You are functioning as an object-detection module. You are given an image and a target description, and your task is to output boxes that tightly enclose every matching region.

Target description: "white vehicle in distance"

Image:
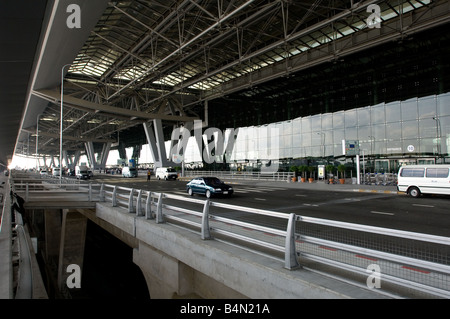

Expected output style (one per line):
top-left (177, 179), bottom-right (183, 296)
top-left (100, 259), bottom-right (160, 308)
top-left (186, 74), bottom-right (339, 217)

top-left (122, 166), bottom-right (138, 178)
top-left (155, 167), bottom-right (178, 180)
top-left (75, 165), bottom-right (90, 180)
top-left (52, 167), bottom-right (61, 177)
top-left (397, 164), bottom-right (450, 198)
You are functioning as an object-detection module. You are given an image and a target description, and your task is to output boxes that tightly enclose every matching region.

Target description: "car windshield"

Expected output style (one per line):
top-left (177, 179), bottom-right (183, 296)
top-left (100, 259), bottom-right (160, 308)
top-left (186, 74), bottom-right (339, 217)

top-left (203, 177), bottom-right (223, 186)
top-left (167, 168), bottom-right (176, 172)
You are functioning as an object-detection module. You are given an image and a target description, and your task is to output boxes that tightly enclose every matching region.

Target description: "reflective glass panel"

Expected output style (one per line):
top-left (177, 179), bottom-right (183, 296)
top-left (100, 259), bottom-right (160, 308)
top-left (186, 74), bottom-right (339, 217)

top-left (437, 93), bottom-right (450, 116)
top-left (344, 109), bottom-right (357, 127)
top-left (386, 122), bottom-right (401, 140)
top-left (402, 120), bottom-right (418, 139)
top-left (333, 111), bottom-right (344, 128)
top-left (401, 98), bottom-right (418, 121)
top-left (385, 101), bottom-right (401, 123)
top-left (371, 103), bottom-right (385, 124)
top-left (418, 96), bottom-right (437, 119)
top-left (345, 126), bottom-right (357, 140)
top-left (302, 117), bottom-right (311, 133)
top-left (372, 124), bottom-right (385, 141)
top-left (357, 107), bottom-right (370, 126)
top-left (311, 114), bottom-right (322, 132)
top-left (322, 113), bottom-right (332, 128)
top-left (419, 118), bottom-right (438, 138)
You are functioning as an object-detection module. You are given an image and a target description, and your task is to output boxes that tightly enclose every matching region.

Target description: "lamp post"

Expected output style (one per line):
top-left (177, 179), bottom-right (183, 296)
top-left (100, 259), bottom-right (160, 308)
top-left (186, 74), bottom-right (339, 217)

top-left (60, 64), bottom-right (71, 183)
top-left (433, 116), bottom-right (441, 162)
top-left (36, 113), bottom-right (42, 172)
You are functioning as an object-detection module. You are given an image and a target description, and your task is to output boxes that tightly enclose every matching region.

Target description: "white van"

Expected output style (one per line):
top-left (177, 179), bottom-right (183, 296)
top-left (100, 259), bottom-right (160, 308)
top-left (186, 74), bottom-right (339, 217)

top-left (155, 167), bottom-right (178, 180)
top-left (52, 167), bottom-right (61, 177)
top-left (122, 166), bottom-right (138, 178)
top-left (397, 164), bottom-right (450, 197)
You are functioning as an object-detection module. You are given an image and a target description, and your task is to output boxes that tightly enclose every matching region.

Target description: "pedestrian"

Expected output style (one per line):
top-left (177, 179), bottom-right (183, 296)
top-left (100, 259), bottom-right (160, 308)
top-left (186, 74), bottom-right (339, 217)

top-left (147, 169), bottom-right (151, 181)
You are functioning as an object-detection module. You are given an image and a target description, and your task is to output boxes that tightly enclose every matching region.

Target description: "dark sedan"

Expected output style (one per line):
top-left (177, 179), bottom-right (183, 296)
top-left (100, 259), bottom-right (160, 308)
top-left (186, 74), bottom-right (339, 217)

top-left (186, 177), bottom-right (234, 198)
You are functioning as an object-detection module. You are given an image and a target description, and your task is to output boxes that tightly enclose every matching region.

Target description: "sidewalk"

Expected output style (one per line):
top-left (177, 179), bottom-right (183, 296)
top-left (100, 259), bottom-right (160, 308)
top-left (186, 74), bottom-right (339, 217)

top-left (178, 176), bottom-right (400, 195)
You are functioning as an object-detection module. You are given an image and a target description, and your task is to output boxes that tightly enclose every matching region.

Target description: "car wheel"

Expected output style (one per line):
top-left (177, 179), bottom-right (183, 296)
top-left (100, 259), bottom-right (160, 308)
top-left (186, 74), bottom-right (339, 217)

top-left (409, 187), bottom-right (421, 198)
top-left (205, 190), bottom-right (211, 198)
top-left (188, 188), bottom-right (193, 196)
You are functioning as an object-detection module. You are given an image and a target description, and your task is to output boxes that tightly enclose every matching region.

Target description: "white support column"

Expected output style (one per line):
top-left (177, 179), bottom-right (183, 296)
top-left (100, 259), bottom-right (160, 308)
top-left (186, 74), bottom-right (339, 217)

top-left (99, 142), bottom-right (111, 169)
top-left (143, 121), bottom-right (159, 164)
top-left (84, 141), bottom-right (96, 168)
top-left (143, 120), bottom-right (175, 168)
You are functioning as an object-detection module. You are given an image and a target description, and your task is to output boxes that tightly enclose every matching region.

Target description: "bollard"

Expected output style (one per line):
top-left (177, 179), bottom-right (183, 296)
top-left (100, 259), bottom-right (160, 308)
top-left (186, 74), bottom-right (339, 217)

top-left (201, 200), bottom-right (212, 240)
top-left (128, 188), bottom-right (135, 213)
top-left (284, 213), bottom-right (300, 270)
top-left (156, 193), bottom-right (164, 223)
top-left (112, 186), bottom-right (117, 207)
top-left (145, 191), bottom-right (153, 219)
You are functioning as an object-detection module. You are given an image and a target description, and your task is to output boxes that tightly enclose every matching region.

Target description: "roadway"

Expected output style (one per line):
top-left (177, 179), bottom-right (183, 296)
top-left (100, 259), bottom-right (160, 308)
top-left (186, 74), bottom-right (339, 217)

top-left (88, 173), bottom-right (450, 238)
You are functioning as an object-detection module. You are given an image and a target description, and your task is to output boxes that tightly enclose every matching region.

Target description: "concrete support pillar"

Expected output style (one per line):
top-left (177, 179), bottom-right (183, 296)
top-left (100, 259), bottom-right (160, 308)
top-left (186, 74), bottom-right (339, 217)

top-left (73, 150), bottom-right (81, 167)
top-left (44, 209), bottom-right (61, 262)
top-left (133, 242), bottom-right (196, 298)
top-left (99, 142), bottom-right (111, 170)
top-left (84, 141), bottom-right (96, 169)
top-left (57, 210), bottom-right (87, 292)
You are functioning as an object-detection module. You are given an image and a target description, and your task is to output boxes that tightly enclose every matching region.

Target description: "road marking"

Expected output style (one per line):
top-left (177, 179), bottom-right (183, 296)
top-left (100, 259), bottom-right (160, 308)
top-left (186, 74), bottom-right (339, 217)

top-left (412, 204), bottom-right (435, 208)
top-left (370, 211), bottom-right (394, 216)
top-left (254, 198), bottom-right (266, 201)
top-left (295, 194), bottom-right (307, 197)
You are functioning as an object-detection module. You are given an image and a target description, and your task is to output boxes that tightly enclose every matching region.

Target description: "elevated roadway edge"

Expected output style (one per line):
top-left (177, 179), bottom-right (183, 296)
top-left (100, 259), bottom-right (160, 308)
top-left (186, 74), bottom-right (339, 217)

top-left (95, 201), bottom-right (389, 299)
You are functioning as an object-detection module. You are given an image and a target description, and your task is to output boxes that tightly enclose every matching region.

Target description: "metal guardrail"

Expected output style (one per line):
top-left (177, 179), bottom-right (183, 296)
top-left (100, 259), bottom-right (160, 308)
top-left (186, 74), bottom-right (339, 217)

top-left (184, 170), bottom-right (295, 181)
top-left (11, 175), bottom-right (450, 298)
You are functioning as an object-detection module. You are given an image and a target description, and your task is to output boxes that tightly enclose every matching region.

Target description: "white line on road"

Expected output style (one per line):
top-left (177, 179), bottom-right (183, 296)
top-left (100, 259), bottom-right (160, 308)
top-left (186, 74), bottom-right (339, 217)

top-left (254, 198), bottom-right (267, 201)
top-left (370, 211), bottom-right (394, 216)
top-left (412, 204), bottom-right (435, 208)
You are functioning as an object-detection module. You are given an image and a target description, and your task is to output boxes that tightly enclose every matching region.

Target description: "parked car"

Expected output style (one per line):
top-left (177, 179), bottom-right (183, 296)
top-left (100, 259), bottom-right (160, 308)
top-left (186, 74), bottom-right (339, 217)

top-left (39, 170), bottom-right (47, 176)
top-left (186, 177), bottom-right (233, 198)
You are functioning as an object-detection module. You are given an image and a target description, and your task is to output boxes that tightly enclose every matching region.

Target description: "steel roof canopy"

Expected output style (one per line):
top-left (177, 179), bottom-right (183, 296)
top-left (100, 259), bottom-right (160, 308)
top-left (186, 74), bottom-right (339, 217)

top-left (5, 0), bottom-right (450, 163)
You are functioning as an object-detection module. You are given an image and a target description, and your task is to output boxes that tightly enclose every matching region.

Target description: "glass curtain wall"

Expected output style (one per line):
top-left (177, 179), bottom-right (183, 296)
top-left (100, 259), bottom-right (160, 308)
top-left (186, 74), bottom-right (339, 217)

top-left (226, 92), bottom-right (450, 172)
top-left (128, 92), bottom-right (449, 172)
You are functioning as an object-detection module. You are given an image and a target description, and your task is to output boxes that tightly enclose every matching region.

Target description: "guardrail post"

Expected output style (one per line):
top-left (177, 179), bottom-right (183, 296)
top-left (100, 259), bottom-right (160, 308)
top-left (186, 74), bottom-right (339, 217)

top-left (100, 183), bottom-right (105, 201)
top-left (88, 183), bottom-right (92, 201)
top-left (285, 213), bottom-right (300, 270)
top-left (136, 190), bottom-right (143, 216)
top-left (145, 191), bottom-right (153, 219)
top-left (201, 200), bottom-right (212, 240)
top-left (25, 183), bottom-right (29, 202)
top-left (112, 186), bottom-right (117, 207)
top-left (156, 193), bottom-right (164, 223)
top-left (128, 188), bottom-right (135, 213)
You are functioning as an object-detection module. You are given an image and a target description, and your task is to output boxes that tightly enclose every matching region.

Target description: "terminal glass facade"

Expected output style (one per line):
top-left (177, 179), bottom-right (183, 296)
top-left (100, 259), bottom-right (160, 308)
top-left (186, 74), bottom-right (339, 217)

top-left (107, 92), bottom-right (450, 173)
top-left (224, 92), bottom-right (450, 172)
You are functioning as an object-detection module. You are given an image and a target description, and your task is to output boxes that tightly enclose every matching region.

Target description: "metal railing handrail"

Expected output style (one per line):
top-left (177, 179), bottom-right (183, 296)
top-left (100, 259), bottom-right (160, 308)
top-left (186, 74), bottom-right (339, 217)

top-left (183, 170), bottom-right (295, 181)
